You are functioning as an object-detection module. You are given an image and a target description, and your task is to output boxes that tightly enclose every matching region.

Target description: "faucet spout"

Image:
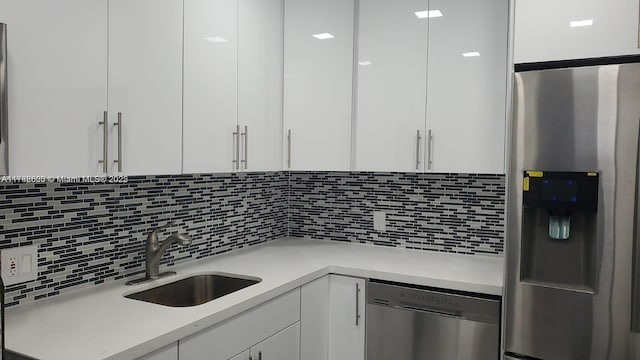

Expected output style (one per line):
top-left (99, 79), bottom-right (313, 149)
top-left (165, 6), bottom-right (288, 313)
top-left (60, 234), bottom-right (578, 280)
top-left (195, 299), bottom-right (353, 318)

top-left (126, 223), bottom-right (193, 285)
top-left (146, 232), bottom-right (192, 279)
top-left (144, 224), bottom-right (192, 279)
top-left (155, 233), bottom-right (192, 256)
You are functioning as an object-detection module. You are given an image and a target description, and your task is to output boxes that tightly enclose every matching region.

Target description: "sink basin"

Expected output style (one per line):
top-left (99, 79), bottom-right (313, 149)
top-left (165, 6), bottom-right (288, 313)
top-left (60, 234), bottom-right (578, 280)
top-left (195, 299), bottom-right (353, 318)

top-left (125, 274), bottom-right (262, 307)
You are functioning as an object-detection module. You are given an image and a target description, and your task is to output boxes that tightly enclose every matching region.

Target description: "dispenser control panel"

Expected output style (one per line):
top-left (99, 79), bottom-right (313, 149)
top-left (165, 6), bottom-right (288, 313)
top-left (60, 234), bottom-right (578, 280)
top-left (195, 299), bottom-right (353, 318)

top-left (523, 171), bottom-right (599, 212)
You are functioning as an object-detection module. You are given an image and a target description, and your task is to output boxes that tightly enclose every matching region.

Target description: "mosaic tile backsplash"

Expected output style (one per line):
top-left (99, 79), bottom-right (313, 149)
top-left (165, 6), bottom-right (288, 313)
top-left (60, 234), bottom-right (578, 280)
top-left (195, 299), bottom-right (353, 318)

top-left (0, 171), bottom-right (505, 307)
top-left (0, 172), bottom-right (288, 307)
top-left (289, 172), bottom-right (505, 255)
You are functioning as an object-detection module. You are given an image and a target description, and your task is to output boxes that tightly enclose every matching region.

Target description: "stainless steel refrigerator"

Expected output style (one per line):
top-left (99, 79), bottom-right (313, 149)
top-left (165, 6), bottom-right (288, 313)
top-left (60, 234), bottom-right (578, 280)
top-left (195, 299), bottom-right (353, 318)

top-left (505, 59), bottom-right (640, 360)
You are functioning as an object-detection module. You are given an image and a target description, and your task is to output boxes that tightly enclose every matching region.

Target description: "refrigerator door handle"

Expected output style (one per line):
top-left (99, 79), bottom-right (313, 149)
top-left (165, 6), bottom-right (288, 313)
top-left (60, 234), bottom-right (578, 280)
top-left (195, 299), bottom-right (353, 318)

top-left (632, 121), bottom-right (640, 333)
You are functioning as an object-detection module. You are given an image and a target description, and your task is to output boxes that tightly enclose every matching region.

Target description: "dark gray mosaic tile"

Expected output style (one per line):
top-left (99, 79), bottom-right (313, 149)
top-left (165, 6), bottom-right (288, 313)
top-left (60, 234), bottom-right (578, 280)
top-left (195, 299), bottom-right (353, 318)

top-left (0, 170), bottom-right (505, 308)
top-left (288, 172), bottom-right (505, 255)
top-left (0, 172), bottom-right (288, 307)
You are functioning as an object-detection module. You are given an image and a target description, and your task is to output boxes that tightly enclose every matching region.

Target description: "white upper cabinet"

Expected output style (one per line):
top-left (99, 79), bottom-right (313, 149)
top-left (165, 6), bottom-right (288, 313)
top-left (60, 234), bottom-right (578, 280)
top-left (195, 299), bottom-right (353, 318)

top-left (183, 0), bottom-right (238, 174)
top-left (184, 0), bottom-right (283, 174)
top-left (238, 0), bottom-right (284, 172)
top-left (1, 0), bottom-right (183, 177)
top-left (0, 0), bottom-right (108, 176)
top-left (283, 0), bottom-right (355, 171)
top-left (355, 0), bottom-right (428, 172)
top-left (108, 0), bottom-right (183, 176)
top-left (353, 0), bottom-right (507, 174)
top-left (515, 0), bottom-right (640, 63)
top-left (426, 0), bottom-right (508, 174)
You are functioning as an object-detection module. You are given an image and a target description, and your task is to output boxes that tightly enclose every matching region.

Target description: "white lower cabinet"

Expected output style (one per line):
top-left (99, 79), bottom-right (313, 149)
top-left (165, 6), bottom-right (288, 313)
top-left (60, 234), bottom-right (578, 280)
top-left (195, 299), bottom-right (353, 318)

top-left (300, 275), bottom-right (366, 360)
top-left (137, 342), bottom-right (178, 360)
top-left (228, 350), bottom-right (251, 360)
top-left (179, 288), bottom-right (300, 360)
top-left (226, 323), bottom-right (300, 360)
top-left (328, 275), bottom-right (366, 360)
top-left (300, 276), bottom-right (330, 360)
top-left (163, 276), bottom-right (365, 360)
top-left (250, 322), bottom-right (300, 360)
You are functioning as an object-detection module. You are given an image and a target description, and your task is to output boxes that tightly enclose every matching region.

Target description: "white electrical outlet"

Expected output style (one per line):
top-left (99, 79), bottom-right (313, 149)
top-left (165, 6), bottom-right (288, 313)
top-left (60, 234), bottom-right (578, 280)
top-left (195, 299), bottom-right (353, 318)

top-left (2, 245), bottom-right (38, 285)
top-left (8, 256), bottom-right (17, 277)
top-left (373, 211), bottom-right (386, 232)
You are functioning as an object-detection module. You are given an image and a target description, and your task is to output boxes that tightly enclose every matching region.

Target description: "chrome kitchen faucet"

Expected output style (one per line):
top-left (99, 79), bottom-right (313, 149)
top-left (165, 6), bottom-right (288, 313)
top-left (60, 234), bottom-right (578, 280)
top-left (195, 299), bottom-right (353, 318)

top-left (126, 221), bottom-right (193, 285)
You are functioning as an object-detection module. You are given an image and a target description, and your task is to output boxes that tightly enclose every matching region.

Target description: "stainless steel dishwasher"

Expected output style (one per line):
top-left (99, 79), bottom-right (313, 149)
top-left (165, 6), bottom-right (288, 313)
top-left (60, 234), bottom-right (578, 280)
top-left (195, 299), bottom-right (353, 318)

top-left (366, 280), bottom-right (501, 360)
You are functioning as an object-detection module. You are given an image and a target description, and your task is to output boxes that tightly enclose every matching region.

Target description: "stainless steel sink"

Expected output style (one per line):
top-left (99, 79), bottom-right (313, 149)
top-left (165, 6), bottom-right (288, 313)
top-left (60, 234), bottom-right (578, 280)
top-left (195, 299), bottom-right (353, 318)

top-left (125, 274), bottom-right (262, 307)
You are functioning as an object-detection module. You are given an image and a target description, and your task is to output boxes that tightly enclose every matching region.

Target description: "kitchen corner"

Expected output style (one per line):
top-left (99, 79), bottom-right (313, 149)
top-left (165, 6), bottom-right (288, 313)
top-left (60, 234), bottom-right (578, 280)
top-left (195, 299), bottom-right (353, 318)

top-left (5, 238), bottom-right (503, 360)
top-left (4, 0), bottom-right (639, 358)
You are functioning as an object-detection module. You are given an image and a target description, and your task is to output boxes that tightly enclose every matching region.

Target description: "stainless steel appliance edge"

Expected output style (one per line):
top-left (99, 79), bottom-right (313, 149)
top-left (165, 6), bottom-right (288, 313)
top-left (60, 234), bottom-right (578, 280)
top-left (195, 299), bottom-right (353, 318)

top-left (505, 61), bottom-right (640, 359)
top-left (0, 23), bottom-right (8, 176)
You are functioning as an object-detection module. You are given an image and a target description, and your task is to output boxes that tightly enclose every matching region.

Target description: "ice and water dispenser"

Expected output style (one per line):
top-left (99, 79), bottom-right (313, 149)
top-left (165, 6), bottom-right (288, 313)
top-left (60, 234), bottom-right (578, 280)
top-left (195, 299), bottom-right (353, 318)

top-left (520, 170), bottom-right (599, 292)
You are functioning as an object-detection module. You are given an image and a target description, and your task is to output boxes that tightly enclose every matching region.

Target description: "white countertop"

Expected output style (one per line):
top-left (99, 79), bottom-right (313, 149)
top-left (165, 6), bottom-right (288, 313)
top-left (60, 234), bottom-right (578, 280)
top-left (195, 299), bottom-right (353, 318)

top-left (6, 238), bottom-right (504, 360)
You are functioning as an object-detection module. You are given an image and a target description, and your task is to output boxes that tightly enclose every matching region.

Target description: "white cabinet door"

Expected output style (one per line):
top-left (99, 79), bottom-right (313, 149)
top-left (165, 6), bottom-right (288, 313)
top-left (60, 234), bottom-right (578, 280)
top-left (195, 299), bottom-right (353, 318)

top-left (300, 276), bottom-right (330, 360)
top-left (238, 0), bottom-right (283, 172)
top-left (108, 0), bottom-right (183, 176)
top-left (137, 342), bottom-right (178, 360)
top-left (283, 0), bottom-right (354, 171)
top-left (426, 0), bottom-right (508, 174)
top-left (355, 0), bottom-right (428, 172)
top-left (515, 0), bottom-right (640, 63)
top-left (328, 275), bottom-right (365, 360)
top-left (228, 350), bottom-right (250, 360)
top-left (0, 0), bottom-right (108, 176)
top-left (179, 289), bottom-right (300, 360)
top-left (183, 0), bottom-right (238, 174)
top-left (251, 322), bottom-right (300, 360)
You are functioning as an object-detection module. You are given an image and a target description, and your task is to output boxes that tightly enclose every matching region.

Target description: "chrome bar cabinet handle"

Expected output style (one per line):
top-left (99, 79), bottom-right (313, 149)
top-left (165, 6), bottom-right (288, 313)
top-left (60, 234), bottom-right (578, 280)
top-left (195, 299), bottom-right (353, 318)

top-left (114, 112), bottom-right (122, 172)
top-left (416, 129), bottom-right (421, 170)
top-left (427, 129), bottom-right (433, 170)
top-left (98, 111), bottom-right (108, 173)
top-left (232, 125), bottom-right (240, 170)
top-left (287, 129), bottom-right (292, 169)
top-left (241, 125), bottom-right (248, 170)
top-left (355, 282), bottom-right (361, 326)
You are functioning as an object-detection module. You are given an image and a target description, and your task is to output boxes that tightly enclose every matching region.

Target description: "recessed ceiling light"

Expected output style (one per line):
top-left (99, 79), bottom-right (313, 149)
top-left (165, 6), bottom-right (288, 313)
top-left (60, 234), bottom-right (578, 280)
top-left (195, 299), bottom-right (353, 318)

top-left (313, 33), bottom-right (335, 40)
top-left (358, 61), bottom-right (372, 66)
top-left (462, 52), bottom-right (481, 57)
top-left (204, 36), bottom-right (228, 43)
top-left (570, 19), bottom-right (593, 27)
top-left (415, 10), bottom-right (443, 19)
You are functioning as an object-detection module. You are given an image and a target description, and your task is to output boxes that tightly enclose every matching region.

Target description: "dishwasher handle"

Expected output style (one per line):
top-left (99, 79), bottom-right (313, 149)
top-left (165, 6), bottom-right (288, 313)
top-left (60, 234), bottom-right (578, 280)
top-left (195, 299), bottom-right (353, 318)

top-left (398, 304), bottom-right (460, 318)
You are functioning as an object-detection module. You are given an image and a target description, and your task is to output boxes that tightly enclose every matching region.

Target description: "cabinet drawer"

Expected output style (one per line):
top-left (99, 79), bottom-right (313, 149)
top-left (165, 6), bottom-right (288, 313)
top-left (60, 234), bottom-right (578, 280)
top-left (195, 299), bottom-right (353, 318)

top-left (179, 288), bottom-right (301, 360)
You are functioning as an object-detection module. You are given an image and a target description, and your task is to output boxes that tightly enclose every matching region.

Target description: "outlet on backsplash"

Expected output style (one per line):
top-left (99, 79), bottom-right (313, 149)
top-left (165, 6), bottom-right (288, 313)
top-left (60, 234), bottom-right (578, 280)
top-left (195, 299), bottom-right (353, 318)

top-left (373, 211), bottom-right (386, 232)
top-left (1, 245), bottom-right (38, 286)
